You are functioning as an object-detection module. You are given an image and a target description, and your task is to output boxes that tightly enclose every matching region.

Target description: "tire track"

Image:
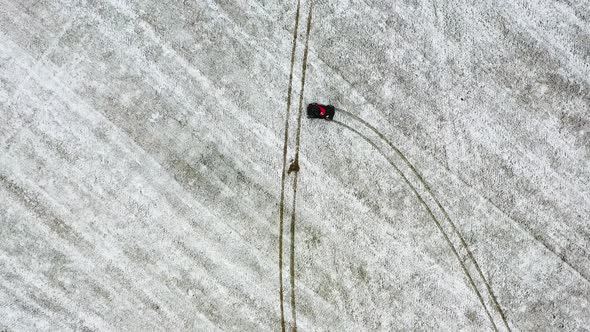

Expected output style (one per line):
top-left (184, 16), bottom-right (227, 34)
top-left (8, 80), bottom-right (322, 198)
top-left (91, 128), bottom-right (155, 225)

top-left (311, 40), bottom-right (590, 288)
top-left (331, 119), bottom-right (500, 332)
top-left (337, 109), bottom-right (512, 331)
top-left (277, 1), bottom-right (302, 331)
top-left (287, 3), bottom-right (314, 331)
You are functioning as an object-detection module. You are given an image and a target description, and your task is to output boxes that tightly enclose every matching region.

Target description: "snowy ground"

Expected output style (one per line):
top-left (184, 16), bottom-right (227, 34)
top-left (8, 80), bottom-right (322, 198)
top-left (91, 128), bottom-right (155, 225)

top-left (1, 0), bottom-right (589, 331)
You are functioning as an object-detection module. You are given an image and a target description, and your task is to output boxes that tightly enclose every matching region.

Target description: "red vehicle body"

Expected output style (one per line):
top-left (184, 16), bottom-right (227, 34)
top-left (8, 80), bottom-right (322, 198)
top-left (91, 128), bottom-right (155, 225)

top-left (307, 103), bottom-right (336, 120)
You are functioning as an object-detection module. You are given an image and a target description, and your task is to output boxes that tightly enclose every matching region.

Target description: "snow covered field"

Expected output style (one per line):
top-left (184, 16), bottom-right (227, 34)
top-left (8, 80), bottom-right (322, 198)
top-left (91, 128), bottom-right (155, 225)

top-left (1, 0), bottom-right (589, 330)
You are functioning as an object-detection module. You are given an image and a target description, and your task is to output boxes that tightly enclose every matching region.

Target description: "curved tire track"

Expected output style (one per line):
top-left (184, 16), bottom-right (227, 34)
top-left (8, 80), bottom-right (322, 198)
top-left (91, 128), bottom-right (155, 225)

top-left (331, 119), bottom-right (502, 332)
top-left (337, 109), bottom-right (511, 331)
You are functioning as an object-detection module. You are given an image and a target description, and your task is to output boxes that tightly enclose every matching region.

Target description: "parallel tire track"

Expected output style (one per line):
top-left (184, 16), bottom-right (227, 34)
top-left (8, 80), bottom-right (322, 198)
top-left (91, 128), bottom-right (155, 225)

top-left (337, 109), bottom-right (511, 331)
top-left (287, 3), bottom-right (314, 331)
top-left (331, 119), bottom-right (500, 332)
top-left (277, 1), bottom-right (301, 331)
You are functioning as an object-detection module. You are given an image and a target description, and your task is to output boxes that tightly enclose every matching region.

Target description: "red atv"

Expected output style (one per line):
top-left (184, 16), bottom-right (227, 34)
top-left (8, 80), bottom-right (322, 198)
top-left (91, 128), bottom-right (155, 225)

top-left (307, 103), bottom-right (335, 120)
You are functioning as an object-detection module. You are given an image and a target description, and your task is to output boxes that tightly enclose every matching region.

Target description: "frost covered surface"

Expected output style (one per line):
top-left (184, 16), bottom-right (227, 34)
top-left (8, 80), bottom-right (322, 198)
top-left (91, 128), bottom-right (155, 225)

top-left (1, 0), bottom-right (589, 331)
